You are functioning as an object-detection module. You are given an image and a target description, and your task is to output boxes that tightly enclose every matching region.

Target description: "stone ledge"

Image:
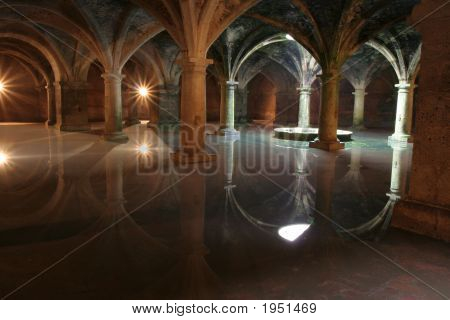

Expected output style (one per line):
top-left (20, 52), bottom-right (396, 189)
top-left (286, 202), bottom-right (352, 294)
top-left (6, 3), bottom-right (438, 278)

top-left (393, 199), bottom-right (450, 242)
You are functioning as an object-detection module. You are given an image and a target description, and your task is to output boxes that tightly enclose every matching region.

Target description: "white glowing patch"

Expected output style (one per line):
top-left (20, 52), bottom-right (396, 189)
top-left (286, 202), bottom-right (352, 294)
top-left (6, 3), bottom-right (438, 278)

top-left (0, 82), bottom-right (4, 91)
top-left (137, 144), bottom-right (150, 155)
top-left (285, 34), bottom-right (295, 41)
top-left (278, 224), bottom-right (311, 242)
top-left (138, 87), bottom-right (149, 97)
top-left (0, 151), bottom-right (8, 165)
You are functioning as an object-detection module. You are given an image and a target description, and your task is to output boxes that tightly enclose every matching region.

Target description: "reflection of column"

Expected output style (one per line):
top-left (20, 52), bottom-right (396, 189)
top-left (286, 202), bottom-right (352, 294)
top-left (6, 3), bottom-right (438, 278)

top-left (55, 81), bottom-right (90, 132)
top-left (389, 144), bottom-right (408, 197)
top-left (158, 84), bottom-right (180, 125)
top-left (102, 72), bottom-right (128, 143)
top-left (177, 170), bottom-right (218, 298)
top-left (224, 138), bottom-right (237, 186)
top-left (349, 147), bottom-right (362, 172)
top-left (310, 70), bottom-right (345, 151)
top-left (46, 83), bottom-right (56, 126)
top-left (315, 154), bottom-right (337, 217)
top-left (105, 150), bottom-right (126, 215)
top-left (389, 82), bottom-right (412, 143)
top-left (298, 87), bottom-right (312, 128)
top-left (352, 88), bottom-right (367, 129)
top-left (219, 81), bottom-right (239, 136)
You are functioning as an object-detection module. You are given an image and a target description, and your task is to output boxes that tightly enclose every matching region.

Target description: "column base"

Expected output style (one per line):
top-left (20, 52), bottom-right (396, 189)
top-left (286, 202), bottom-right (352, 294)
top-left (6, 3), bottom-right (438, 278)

top-left (171, 151), bottom-right (217, 165)
top-left (46, 120), bottom-right (56, 127)
top-left (125, 119), bottom-right (141, 127)
top-left (309, 140), bottom-right (345, 151)
top-left (217, 128), bottom-right (240, 138)
top-left (58, 124), bottom-right (90, 132)
top-left (103, 132), bottom-right (129, 144)
top-left (388, 134), bottom-right (410, 144)
top-left (393, 199), bottom-right (450, 242)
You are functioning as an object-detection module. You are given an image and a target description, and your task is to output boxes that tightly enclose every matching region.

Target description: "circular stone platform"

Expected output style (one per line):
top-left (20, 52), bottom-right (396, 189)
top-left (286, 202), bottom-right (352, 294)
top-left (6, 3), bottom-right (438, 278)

top-left (273, 127), bottom-right (353, 142)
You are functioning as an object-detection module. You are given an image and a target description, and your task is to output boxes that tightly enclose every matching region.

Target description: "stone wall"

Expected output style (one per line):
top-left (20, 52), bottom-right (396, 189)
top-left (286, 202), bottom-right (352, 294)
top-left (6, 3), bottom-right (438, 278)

top-left (393, 0), bottom-right (450, 242)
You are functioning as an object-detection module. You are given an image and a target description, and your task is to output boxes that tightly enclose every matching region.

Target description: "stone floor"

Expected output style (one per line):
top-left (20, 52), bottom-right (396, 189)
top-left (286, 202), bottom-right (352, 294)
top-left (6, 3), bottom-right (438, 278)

top-left (0, 123), bottom-right (449, 299)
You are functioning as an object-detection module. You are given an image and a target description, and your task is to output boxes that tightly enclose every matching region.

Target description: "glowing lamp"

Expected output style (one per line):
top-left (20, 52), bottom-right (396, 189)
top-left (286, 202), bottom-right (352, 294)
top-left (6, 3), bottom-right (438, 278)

top-left (285, 34), bottom-right (295, 41)
top-left (138, 87), bottom-right (149, 97)
top-left (137, 144), bottom-right (150, 155)
top-left (0, 82), bottom-right (5, 92)
top-left (0, 151), bottom-right (9, 165)
top-left (278, 224), bottom-right (311, 242)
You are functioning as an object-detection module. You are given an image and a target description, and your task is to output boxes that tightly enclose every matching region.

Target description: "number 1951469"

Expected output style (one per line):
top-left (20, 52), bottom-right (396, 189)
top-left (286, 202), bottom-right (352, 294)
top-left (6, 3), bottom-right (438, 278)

top-left (262, 303), bottom-right (316, 314)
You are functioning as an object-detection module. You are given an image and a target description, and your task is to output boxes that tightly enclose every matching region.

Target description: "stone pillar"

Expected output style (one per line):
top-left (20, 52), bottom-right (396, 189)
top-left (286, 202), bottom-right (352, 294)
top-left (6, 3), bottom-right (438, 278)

top-left (158, 84), bottom-right (180, 125)
top-left (298, 86), bottom-right (312, 128)
top-left (352, 88), bottom-right (367, 129)
top-left (235, 87), bottom-right (248, 124)
top-left (219, 81), bottom-right (239, 137)
top-left (54, 81), bottom-right (89, 132)
top-left (45, 83), bottom-right (56, 126)
top-left (310, 71), bottom-right (344, 151)
top-left (172, 57), bottom-right (215, 163)
top-left (102, 72), bottom-right (128, 143)
top-left (389, 82), bottom-right (412, 143)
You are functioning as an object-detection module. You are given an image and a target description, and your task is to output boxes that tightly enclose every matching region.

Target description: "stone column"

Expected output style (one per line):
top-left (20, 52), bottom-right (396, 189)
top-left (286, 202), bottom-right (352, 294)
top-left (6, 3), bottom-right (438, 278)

top-left (102, 72), bottom-right (128, 143)
top-left (389, 82), bottom-right (412, 143)
top-left (310, 70), bottom-right (344, 151)
top-left (158, 84), bottom-right (180, 126)
top-left (45, 83), bottom-right (56, 126)
top-left (173, 57), bottom-right (215, 163)
top-left (54, 81), bottom-right (89, 132)
top-left (219, 81), bottom-right (239, 137)
top-left (352, 88), bottom-right (367, 129)
top-left (298, 86), bottom-right (312, 128)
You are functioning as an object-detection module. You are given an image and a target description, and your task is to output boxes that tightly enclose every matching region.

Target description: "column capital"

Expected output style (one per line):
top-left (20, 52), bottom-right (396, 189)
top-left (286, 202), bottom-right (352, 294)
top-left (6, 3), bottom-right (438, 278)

top-left (178, 56), bottom-right (213, 71)
top-left (318, 70), bottom-right (341, 81)
top-left (297, 86), bottom-right (313, 94)
top-left (352, 89), bottom-right (368, 96)
top-left (395, 82), bottom-right (412, 90)
top-left (226, 80), bottom-right (239, 86)
top-left (102, 72), bottom-right (124, 82)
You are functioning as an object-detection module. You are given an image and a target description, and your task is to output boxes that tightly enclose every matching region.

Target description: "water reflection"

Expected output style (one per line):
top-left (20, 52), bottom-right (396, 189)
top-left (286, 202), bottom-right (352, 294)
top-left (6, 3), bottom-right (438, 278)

top-left (339, 142), bottom-right (410, 239)
top-left (0, 126), bottom-right (444, 300)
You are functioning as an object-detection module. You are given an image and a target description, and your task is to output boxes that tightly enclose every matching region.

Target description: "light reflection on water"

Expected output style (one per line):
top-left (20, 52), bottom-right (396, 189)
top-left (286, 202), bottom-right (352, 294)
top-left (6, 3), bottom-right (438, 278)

top-left (1, 124), bottom-right (446, 300)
